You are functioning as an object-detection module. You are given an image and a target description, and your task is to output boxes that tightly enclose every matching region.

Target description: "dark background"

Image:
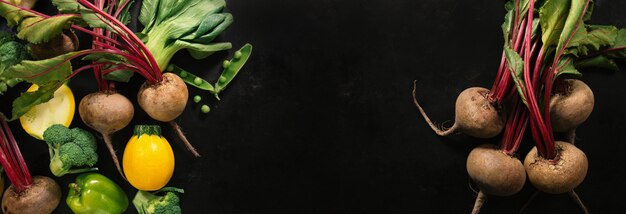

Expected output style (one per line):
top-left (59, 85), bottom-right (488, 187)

top-left (2, 0), bottom-right (626, 213)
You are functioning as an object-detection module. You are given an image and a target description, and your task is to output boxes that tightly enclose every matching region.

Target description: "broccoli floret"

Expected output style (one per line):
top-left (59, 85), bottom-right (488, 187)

top-left (42, 124), bottom-right (99, 177)
top-left (0, 41), bottom-right (29, 66)
top-left (0, 30), bottom-right (30, 95)
top-left (0, 31), bottom-right (14, 44)
top-left (133, 188), bottom-right (184, 214)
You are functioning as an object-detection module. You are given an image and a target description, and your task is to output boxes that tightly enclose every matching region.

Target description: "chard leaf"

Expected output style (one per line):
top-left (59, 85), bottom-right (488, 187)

top-left (540, 0), bottom-right (571, 48)
top-left (52, 0), bottom-right (82, 13)
top-left (0, 1), bottom-right (40, 27)
top-left (566, 25), bottom-right (618, 57)
top-left (583, 0), bottom-right (594, 21)
top-left (555, 0), bottom-right (587, 54)
top-left (51, 0), bottom-right (116, 32)
top-left (8, 81), bottom-right (65, 121)
top-left (575, 55), bottom-right (619, 71)
top-left (605, 28), bottom-right (626, 59)
top-left (82, 53), bottom-right (134, 82)
top-left (502, 6), bottom-right (514, 46)
top-left (504, 47), bottom-right (528, 106)
top-left (82, 52), bottom-right (127, 63)
top-left (16, 14), bottom-right (81, 44)
top-left (3, 51), bottom-right (80, 85)
top-left (555, 57), bottom-right (582, 77)
top-left (104, 69), bottom-right (134, 82)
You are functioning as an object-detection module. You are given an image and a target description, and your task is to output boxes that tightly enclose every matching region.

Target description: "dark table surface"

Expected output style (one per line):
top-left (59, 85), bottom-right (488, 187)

top-left (2, 0), bottom-right (626, 213)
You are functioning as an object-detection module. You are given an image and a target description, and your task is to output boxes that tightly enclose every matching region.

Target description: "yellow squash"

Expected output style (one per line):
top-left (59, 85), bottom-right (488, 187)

top-left (123, 125), bottom-right (174, 191)
top-left (19, 84), bottom-right (75, 140)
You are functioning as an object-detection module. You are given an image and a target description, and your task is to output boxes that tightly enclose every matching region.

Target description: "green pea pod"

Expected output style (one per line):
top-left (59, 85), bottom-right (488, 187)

top-left (67, 173), bottom-right (129, 214)
top-left (166, 64), bottom-right (215, 93)
top-left (213, 43), bottom-right (252, 99)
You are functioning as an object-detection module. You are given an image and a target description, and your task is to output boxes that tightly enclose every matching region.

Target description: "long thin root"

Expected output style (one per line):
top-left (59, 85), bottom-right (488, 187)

top-left (170, 121), bottom-right (201, 157)
top-left (412, 80), bottom-right (458, 136)
top-left (103, 134), bottom-right (125, 180)
top-left (569, 190), bottom-right (589, 214)
top-left (471, 191), bottom-right (487, 214)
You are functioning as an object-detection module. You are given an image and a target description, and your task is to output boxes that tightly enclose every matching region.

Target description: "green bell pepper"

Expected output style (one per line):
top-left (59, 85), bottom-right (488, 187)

top-left (67, 173), bottom-right (129, 214)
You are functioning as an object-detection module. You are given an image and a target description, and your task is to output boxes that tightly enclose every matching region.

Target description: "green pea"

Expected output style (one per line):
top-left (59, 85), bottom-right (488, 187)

top-left (193, 77), bottom-right (202, 85)
top-left (201, 105), bottom-right (210, 113)
top-left (193, 95), bottom-right (201, 103)
top-left (234, 51), bottom-right (243, 59)
top-left (180, 71), bottom-right (188, 78)
top-left (167, 64), bottom-right (174, 72)
top-left (218, 76), bottom-right (227, 83)
top-left (223, 60), bottom-right (231, 68)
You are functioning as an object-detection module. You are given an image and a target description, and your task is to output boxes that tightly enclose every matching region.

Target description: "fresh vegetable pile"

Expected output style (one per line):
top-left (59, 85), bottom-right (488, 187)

top-left (0, 0), bottom-right (251, 213)
top-left (413, 0), bottom-right (625, 213)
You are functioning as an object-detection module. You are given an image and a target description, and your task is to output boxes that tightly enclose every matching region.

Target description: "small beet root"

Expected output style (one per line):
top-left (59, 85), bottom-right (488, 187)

top-left (569, 191), bottom-right (589, 214)
top-left (2, 176), bottom-right (61, 214)
top-left (467, 144), bottom-right (526, 196)
top-left (471, 191), bottom-right (487, 214)
top-left (550, 79), bottom-right (594, 132)
top-left (138, 73), bottom-right (188, 122)
top-left (412, 81), bottom-right (504, 138)
top-left (170, 121), bottom-right (200, 157)
top-left (524, 141), bottom-right (588, 194)
top-left (79, 92), bottom-right (134, 178)
top-left (29, 30), bottom-right (79, 60)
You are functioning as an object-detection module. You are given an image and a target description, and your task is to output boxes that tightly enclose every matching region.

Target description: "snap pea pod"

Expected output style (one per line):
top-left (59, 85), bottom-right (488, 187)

top-left (166, 64), bottom-right (215, 93)
top-left (213, 43), bottom-right (252, 99)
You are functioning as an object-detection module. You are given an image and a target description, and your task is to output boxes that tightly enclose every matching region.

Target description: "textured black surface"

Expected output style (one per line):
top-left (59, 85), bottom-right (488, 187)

top-left (2, 0), bottom-right (626, 213)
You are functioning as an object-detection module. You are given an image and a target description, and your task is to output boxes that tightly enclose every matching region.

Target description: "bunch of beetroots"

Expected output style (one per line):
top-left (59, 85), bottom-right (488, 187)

top-left (413, 0), bottom-right (625, 213)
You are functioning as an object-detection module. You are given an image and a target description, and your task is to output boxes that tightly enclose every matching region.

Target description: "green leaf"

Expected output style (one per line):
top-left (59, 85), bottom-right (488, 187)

top-left (138, 0), bottom-right (159, 29)
top-left (82, 52), bottom-right (127, 63)
top-left (0, 1), bottom-right (40, 27)
top-left (540, 0), bottom-right (572, 48)
top-left (555, 0), bottom-right (587, 54)
top-left (501, 6), bottom-right (514, 46)
top-left (555, 57), bottom-right (582, 77)
top-left (504, 47), bottom-right (528, 106)
top-left (4, 51), bottom-right (79, 86)
top-left (606, 28), bottom-right (626, 59)
top-left (177, 41), bottom-right (232, 60)
top-left (52, 0), bottom-right (82, 13)
top-left (140, 0), bottom-right (231, 68)
top-left (582, 0), bottom-right (594, 21)
top-left (574, 55), bottom-right (619, 71)
top-left (82, 53), bottom-right (134, 82)
top-left (104, 69), bottom-right (134, 82)
top-left (16, 14), bottom-right (81, 44)
top-left (187, 13), bottom-right (233, 43)
top-left (52, 0), bottom-right (115, 32)
top-left (8, 81), bottom-right (65, 121)
top-left (565, 25), bottom-right (618, 57)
